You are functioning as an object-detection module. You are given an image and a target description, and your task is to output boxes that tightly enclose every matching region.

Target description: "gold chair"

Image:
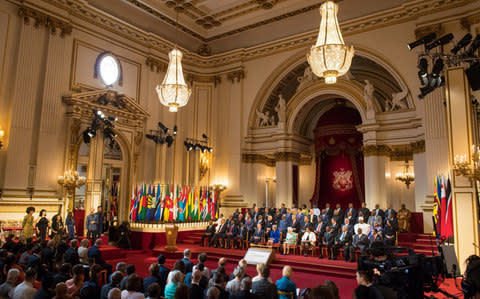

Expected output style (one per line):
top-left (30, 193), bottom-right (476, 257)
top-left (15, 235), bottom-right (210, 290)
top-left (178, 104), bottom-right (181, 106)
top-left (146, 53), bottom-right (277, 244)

top-left (278, 290), bottom-right (294, 299)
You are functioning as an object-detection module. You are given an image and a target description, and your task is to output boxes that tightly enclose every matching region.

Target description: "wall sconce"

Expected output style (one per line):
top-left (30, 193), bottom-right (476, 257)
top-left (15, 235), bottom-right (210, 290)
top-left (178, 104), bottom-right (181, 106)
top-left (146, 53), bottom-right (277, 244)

top-left (453, 145), bottom-right (480, 180)
top-left (199, 152), bottom-right (209, 181)
top-left (58, 170), bottom-right (86, 212)
top-left (395, 161), bottom-right (415, 188)
top-left (0, 126), bottom-right (5, 149)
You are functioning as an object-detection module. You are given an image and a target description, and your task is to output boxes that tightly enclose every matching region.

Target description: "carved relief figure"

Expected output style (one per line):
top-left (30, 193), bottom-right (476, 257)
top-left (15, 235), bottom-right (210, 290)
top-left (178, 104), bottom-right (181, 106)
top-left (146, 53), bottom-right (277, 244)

top-left (363, 80), bottom-right (378, 113)
top-left (275, 94), bottom-right (287, 124)
top-left (256, 109), bottom-right (273, 127)
top-left (385, 90), bottom-right (409, 111)
top-left (297, 66), bottom-right (317, 91)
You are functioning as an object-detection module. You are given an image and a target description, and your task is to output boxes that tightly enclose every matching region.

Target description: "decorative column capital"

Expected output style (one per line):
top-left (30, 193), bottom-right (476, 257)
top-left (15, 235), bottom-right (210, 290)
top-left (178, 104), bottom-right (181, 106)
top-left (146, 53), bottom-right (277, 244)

top-left (18, 6), bottom-right (72, 37)
top-left (362, 144), bottom-right (392, 157)
top-left (226, 70), bottom-right (245, 83)
top-left (146, 56), bottom-right (167, 73)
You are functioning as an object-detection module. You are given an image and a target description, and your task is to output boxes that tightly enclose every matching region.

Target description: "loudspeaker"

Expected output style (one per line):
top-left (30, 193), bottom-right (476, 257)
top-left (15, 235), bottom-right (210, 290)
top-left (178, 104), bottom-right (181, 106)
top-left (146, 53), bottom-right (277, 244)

top-left (441, 244), bottom-right (461, 277)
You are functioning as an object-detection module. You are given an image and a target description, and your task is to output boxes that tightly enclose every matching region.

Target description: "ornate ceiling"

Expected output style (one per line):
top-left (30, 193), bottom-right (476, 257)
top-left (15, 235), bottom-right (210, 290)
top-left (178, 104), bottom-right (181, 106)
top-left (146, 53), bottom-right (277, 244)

top-left (87, 0), bottom-right (414, 54)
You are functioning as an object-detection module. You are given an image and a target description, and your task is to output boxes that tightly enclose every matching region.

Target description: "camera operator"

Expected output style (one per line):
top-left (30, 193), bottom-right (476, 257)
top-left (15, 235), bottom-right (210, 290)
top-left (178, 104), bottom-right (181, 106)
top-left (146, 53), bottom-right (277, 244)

top-left (462, 254), bottom-right (480, 299)
top-left (358, 241), bottom-right (397, 299)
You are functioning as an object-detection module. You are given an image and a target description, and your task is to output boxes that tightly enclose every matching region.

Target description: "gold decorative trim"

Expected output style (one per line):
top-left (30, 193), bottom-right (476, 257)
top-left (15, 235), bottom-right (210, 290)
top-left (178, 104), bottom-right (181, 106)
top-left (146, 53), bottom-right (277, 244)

top-left (146, 56), bottom-right (167, 73)
top-left (411, 140), bottom-right (426, 154)
top-left (18, 6), bottom-right (72, 37)
top-left (186, 74), bottom-right (222, 87)
top-left (242, 152), bottom-right (312, 166)
top-left (414, 24), bottom-right (443, 40)
top-left (242, 153), bottom-right (275, 167)
top-left (226, 70), bottom-right (245, 83)
top-left (362, 144), bottom-right (392, 157)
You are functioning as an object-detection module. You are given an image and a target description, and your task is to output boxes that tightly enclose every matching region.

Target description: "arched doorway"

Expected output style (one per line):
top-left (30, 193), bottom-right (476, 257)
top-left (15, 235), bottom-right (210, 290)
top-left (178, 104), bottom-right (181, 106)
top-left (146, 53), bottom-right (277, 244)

top-left (310, 102), bottom-right (364, 209)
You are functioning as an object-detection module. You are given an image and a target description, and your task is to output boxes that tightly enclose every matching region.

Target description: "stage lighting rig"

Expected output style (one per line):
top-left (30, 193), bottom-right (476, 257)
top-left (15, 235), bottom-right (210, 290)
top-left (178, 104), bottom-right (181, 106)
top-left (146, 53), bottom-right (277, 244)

top-left (409, 32), bottom-right (480, 98)
top-left (184, 134), bottom-right (212, 153)
top-left (82, 109), bottom-right (118, 145)
top-left (146, 123), bottom-right (177, 147)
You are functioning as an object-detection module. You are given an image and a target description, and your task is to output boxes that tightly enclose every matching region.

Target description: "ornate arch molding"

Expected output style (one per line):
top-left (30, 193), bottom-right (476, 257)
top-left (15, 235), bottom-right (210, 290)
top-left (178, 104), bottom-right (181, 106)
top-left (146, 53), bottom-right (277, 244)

top-left (247, 46), bottom-right (415, 131)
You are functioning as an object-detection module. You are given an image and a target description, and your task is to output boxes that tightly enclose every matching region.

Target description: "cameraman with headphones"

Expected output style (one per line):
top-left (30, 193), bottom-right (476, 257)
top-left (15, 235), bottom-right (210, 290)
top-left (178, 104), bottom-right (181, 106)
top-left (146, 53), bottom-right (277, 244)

top-left (463, 255), bottom-right (480, 298)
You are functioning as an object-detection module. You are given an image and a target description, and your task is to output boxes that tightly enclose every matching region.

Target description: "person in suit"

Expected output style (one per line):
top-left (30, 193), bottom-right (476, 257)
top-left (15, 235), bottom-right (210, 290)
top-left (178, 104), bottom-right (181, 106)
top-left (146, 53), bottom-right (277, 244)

top-left (342, 218), bottom-right (354, 234)
top-left (374, 204), bottom-right (385, 221)
top-left (359, 202), bottom-right (370, 222)
top-left (325, 203), bottom-right (333, 222)
top-left (230, 277), bottom-right (260, 299)
top-left (251, 223), bottom-right (265, 245)
top-left (245, 214), bottom-right (255, 236)
top-left (64, 239), bottom-right (80, 266)
top-left (285, 209), bottom-right (292, 227)
top-left (314, 217), bottom-right (327, 241)
top-left (333, 226), bottom-right (353, 261)
top-left (278, 215), bottom-right (288, 235)
top-left (383, 219), bottom-right (396, 247)
top-left (333, 203), bottom-right (344, 223)
top-left (351, 228), bottom-right (369, 257)
top-left (301, 227), bottom-right (316, 257)
top-left (189, 270), bottom-right (204, 299)
top-left (280, 203), bottom-right (287, 215)
top-left (143, 264), bottom-right (161, 292)
top-left (290, 215), bottom-right (300, 234)
top-left (95, 206), bottom-right (104, 239)
top-left (345, 203), bottom-right (357, 222)
top-left (369, 228), bottom-right (383, 244)
top-left (330, 218), bottom-right (339, 235)
top-left (156, 255), bottom-right (169, 295)
top-left (276, 266), bottom-right (297, 299)
top-left (86, 209), bottom-right (98, 241)
top-left (237, 213), bottom-right (245, 225)
top-left (265, 215), bottom-right (275, 233)
top-left (200, 220), bottom-right (216, 246)
top-left (233, 221), bottom-right (247, 249)
top-left (87, 239), bottom-right (112, 276)
top-left (308, 209), bottom-right (318, 225)
top-left (210, 219), bottom-right (227, 247)
top-left (255, 214), bottom-right (265, 229)
top-left (299, 216), bottom-right (312, 240)
top-left (181, 249), bottom-right (193, 273)
top-left (224, 219), bottom-right (238, 249)
top-left (385, 204), bottom-right (396, 220)
top-left (251, 264), bottom-right (278, 299)
top-left (319, 226), bottom-right (335, 259)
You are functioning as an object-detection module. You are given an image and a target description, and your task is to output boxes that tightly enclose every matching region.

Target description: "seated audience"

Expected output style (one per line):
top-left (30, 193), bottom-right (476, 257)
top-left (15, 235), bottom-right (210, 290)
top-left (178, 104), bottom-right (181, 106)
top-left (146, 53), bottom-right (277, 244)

top-left (101, 272), bottom-right (123, 299)
top-left (164, 271), bottom-right (184, 299)
top-left (78, 239), bottom-right (89, 265)
top-left (120, 274), bottom-right (144, 299)
top-left (251, 264), bottom-right (277, 299)
top-left (79, 265), bottom-right (102, 299)
top-left (188, 270), bottom-right (204, 299)
top-left (251, 224), bottom-right (264, 245)
top-left (354, 270), bottom-right (383, 299)
top-left (229, 277), bottom-right (259, 299)
top-left (225, 267), bottom-right (244, 294)
top-left (268, 225), bottom-right (280, 244)
top-left (200, 221), bottom-right (216, 247)
top-left (87, 239), bottom-right (112, 276)
top-left (66, 265), bottom-right (84, 296)
top-left (0, 268), bottom-right (20, 299)
top-left (13, 268), bottom-right (37, 299)
top-left (282, 227), bottom-right (296, 255)
top-left (333, 226), bottom-right (353, 261)
top-left (145, 283), bottom-right (160, 299)
top-left (301, 227), bottom-right (316, 257)
top-left (181, 249), bottom-right (193, 274)
top-left (108, 288), bottom-right (121, 299)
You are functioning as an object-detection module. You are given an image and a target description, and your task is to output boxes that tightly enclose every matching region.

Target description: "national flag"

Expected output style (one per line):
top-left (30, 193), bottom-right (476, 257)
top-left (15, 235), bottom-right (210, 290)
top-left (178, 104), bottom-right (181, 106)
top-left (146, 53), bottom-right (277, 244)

top-left (129, 185), bottom-right (137, 221)
top-left (440, 176), bottom-right (447, 238)
top-left (163, 184), bottom-right (170, 222)
top-left (194, 187), bottom-right (199, 220)
top-left (168, 184), bottom-right (174, 222)
top-left (202, 187), bottom-right (208, 220)
top-left (185, 186), bottom-right (191, 221)
top-left (213, 188), bottom-right (219, 220)
top-left (433, 176), bottom-right (441, 236)
top-left (443, 176), bottom-right (454, 239)
top-left (146, 184), bottom-right (155, 221)
top-left (173, 184), bottom-right (179, 221)
top-left (137, 185), bottom-right (145, 221)
top-left (154, 183), bottom-right (162, 222)
top-left (179, 185), bottom-right (186, 222)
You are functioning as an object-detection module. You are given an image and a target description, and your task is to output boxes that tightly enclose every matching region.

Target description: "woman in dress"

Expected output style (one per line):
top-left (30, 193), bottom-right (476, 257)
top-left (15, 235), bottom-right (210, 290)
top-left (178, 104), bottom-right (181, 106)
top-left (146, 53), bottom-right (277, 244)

top-left (51, 214), bottom-right (65, 243)
top-left (22, 207), bottom-right (35, 244)
top-left (36, 209), bottom-right (49, 241)
top-left (282, 227), bottom-right (297, 255)
top-left (65, 212), bottom-right (76, 240)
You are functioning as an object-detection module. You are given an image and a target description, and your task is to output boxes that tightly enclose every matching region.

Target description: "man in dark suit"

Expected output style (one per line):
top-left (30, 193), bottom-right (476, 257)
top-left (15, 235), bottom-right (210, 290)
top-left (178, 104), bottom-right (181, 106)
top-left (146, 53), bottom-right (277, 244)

top-left (350, 228), bottom-right (369, 261)
top-left (342, 218), bottom-right (355, 234)
top-left (314, 217), bottom-right (327, 241)
top-left (319, 226), bottom-right (335, 259)
top-left (333, 203), bottom-right (344, 223)
top-left (359, 202), bottom-right (370, 221)
top-left (157, 255), bottom-right (169, 295)
top-left (210, 219), bottom-right (227, 247)
top-left (64, 239), bottom-right (80, 265)
top-left (385, 204), bottom-right (396, 220)
top-left (330, 218), bottom-right (340, 234)
top-left (88, 239), bottom-right (112, 275)
top-left (182, 249), bottom-right (194, 273)
top-left (290, 215), bottom-right (300, 234)
top-left (224, 219), bottom-right (238, 249)
top-left (230, 277), bottom-right (260, 299)
top-left (245, 214), bottom-right (255, 236)
top-left (333, 226), bottom-right (353, 261)
top-left (374, 204), bottom-right (385, 220)
top-left (251, 265), bottom-right (278, 299)
top-left (189, 270), bottom-right (204, 299)
top-left (308, 209), bottom-right (318, 225)
top-left (95, 205), bottom-right (104, 239)
top-left (201, 220), bottom-right (216, 246)
top-left (345, 202), bottom-right (357, 222)
top-left (325, 203), bottom-right (333, 221)
top-left (279, 203), bottom-right (287, 215)
top-left (300, 216), bottom-right (312, 238)
top-left (251, 223), bottom-right (265, 244)
top-left (234, 222), bottom-right (247, 249)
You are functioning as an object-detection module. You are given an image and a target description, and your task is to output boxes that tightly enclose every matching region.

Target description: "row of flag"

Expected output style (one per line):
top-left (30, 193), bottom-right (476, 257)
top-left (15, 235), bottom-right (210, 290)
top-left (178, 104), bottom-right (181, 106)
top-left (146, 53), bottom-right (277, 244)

top-left (129, 184), bottom-right (219, 223)
top-left (433, 175), bottom-right (453, 239)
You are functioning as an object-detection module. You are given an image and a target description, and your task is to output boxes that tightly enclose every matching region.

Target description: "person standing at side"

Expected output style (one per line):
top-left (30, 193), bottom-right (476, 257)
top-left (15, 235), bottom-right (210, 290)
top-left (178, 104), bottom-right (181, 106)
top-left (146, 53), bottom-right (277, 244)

top-left (86, 209), bottom-right (97, 241)
top-left (22, 207), bottom-right (35, 244)
top-left (36, 210), bottom-right (49, 242)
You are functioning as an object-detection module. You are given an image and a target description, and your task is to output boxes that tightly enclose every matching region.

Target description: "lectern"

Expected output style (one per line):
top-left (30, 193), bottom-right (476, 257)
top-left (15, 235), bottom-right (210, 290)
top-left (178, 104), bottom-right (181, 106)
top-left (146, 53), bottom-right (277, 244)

top-left (165, 224), bottom-right (179, 252)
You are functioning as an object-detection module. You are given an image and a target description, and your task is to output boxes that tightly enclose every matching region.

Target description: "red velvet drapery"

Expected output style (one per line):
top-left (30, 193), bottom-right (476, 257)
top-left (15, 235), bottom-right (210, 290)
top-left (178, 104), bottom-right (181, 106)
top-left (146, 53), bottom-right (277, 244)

top-left (310, 105), bottom-right (364, 209)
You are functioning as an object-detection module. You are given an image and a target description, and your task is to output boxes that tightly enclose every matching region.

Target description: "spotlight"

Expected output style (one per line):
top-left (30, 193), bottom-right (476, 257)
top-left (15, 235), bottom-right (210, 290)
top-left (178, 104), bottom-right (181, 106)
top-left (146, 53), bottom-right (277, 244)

top-left (417, 58), bottom-right (429, 86)
top-left (208, 147), bottom-right (213, 153)
top-left (408, 33), bottom-right (437, 51)
top-left (107, 116), bottom-right (118, 122)
top-left (425, 33), bottom-right (454, 51)
top-left (83, 131), bottom-right (91, 144)
top-left (173, 125), bottom-right (177, 136)
top-left (202, 133), bottom-right (209, 140)
top-left (451, 33), bottom-right (473, 54)
top-left (194, 143), bottom-right (200, 150)
top-left (466, 34), bottom-right (480, 57)
top-left (87, 129), bottom-right (96, 138)
top-left (158, 122), bottom-right (168, 134)
top-left (430, 58), bottom-right (444, 87)
top-left (146, 134), bottom-right (156, 140)
top-left (418, 85), bottom-right (435, 99)
top-left (166, 135), bottom-right (174, 147)
top-left (96, 110), bottom-right (102, 116)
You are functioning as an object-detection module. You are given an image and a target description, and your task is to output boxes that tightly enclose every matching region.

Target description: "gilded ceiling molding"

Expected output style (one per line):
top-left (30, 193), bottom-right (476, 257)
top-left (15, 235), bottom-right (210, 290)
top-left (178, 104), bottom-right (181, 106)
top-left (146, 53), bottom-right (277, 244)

top-left (410, 140), bottom-right (426, 154)
top-left (461, 13), bottom-right (480, 30)
top-left (242, 152), bottom-right (312, 166)
top-left (414, 24), bottom-right (443, 40)
top-left (362, 144), bottom-right (392, 157)
top-left (18, 6), bottom-right (72, 37)
top-left (186, 74), bottom-right (222, 87)
top-left (389, 147), bottom-right (414, 162)
top-left (227, 70), bottom-right (245, 83)
top-left (242, 153), bottom-right (275, 167)
top-left (145, 57), bottom-right (167, 73)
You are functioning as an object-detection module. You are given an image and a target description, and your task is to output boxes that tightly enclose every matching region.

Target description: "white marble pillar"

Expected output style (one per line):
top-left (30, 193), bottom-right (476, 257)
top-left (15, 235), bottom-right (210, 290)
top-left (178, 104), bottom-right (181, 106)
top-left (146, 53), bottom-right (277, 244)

top-left (85, 131), bottom-right (104, 214)
top-left (364, 155), bottom-right (388, 209)
top-left (275, 161), bottom-right (293, 208)
top-left (413, 151), bottom-right (432, 232)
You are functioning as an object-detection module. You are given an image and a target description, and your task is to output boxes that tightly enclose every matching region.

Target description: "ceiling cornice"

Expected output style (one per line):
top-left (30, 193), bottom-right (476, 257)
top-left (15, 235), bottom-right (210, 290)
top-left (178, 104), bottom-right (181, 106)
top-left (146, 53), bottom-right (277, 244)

top-left (14, 0), bottom-right (479, 69)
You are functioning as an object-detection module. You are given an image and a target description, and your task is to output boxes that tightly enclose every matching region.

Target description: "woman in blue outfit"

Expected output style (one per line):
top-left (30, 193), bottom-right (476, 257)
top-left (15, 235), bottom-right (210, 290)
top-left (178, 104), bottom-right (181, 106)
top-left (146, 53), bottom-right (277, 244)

top-left (276, 266), bottom-right (297, 299)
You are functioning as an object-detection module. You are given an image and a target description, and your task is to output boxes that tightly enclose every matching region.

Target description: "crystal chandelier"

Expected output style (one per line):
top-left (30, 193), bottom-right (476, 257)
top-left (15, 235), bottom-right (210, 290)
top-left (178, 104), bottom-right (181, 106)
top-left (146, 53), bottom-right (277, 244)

top-left (395, 161), bottom-right (415, 188)
top-left (307, 1), bottom-right (354, 84)
top-left (156, 13), bottom-right (191, 112)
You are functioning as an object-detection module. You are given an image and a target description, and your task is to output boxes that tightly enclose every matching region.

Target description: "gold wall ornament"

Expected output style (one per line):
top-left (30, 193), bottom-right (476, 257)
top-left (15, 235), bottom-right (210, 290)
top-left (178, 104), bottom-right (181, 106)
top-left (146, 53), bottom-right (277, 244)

top-left (395, 161), bottom-right (415, 188)
top-left (199, 152), bottom-right (209, 181)
top-left (58, 170), bottom-right (86, 212)
top-left (18, 6), bottom-right (72, 37)
top-left (307, 1), bottom-right (354, 84)
top-left (452, 145), bottom-right (480, 181)
top-left (362, 144), bottom-right (392, 157)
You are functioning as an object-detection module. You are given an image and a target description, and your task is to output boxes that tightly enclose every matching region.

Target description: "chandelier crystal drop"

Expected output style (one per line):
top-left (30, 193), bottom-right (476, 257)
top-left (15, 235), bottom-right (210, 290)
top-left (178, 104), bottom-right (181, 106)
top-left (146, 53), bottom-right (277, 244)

top-left (307, 1), bottom-right (354, 84)
top-left (156, 48), bottom-right (191, 112)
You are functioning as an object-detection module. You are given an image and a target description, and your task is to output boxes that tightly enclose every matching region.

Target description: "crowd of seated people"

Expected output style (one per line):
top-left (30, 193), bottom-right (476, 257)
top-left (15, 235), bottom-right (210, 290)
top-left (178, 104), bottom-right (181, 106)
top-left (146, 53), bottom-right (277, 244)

top-left (201, 202), bottom-right (400, 262)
